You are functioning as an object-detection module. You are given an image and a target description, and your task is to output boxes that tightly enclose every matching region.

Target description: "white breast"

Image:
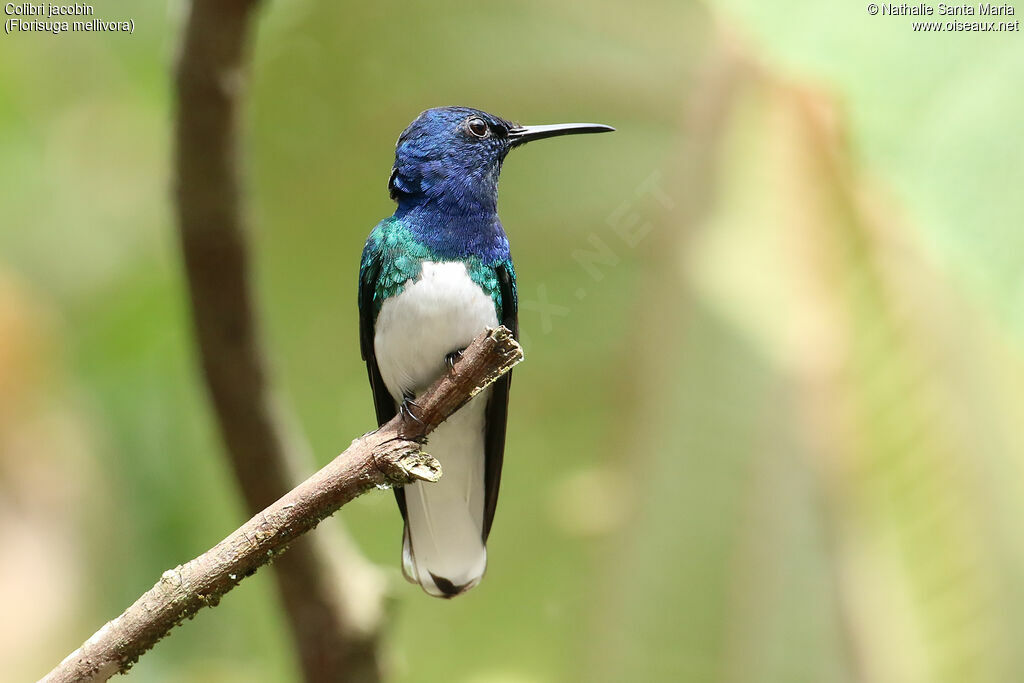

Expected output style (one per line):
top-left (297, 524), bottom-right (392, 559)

top-left (374, 260), bottom-right (499, 399)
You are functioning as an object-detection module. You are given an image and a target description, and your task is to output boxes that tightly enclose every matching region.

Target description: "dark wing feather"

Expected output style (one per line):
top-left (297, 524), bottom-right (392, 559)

top-left (359, 256), bottom-right (398, 425)
top-left (358, 254), bottom-right (406, 518)
top-left (482, 263), bottom-right (517, 541)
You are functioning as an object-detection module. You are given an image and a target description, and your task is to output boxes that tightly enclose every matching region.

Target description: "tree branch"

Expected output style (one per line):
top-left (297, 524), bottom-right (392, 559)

top-left (172, 0), bottom-right (388, 680)
top-left (41, 327), bottom-right (523, 683)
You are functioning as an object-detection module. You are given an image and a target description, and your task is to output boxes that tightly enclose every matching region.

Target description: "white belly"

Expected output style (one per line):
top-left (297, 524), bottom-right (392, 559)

top-left (376, 259), bottom-right (503, 593)
top-left (373, 260), bottom-right (499, 596)
top-left (374, 260), bottom-right (499, 399)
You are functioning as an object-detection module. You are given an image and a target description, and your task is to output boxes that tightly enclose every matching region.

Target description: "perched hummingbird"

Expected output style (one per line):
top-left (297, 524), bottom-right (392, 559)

top-left (358, 106), bottom-right (613, 598)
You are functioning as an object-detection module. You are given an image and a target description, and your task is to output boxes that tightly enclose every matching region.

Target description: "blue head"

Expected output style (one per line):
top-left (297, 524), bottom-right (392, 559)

top-left (387, 106), bottom-right (613, 260)
top-left (389, 107), bottom-right (514, 216)
top-left (389, 106), bottom-right (614, 216)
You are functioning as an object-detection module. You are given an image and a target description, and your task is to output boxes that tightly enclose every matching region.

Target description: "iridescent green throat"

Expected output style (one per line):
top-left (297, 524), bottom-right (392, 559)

top-left (363, 218), bottom-right (509, 320)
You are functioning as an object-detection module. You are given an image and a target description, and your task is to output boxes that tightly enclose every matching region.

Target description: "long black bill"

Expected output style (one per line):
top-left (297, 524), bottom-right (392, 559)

top-left (508, 122), bottom-right (615, 146)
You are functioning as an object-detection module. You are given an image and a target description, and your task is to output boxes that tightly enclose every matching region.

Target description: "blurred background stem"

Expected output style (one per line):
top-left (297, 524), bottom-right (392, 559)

top-left (174, 1), bottom-right (385, 680)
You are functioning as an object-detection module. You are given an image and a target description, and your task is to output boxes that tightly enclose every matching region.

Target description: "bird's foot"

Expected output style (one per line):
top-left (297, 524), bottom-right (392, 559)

top-left (399, 392), bottom-right (424, 425)
top-left (445, 348), bottom-right (466, 372)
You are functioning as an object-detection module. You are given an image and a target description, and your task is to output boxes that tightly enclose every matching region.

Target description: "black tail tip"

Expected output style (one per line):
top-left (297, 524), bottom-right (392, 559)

top-left (429, 572), bottom-right (472, 599)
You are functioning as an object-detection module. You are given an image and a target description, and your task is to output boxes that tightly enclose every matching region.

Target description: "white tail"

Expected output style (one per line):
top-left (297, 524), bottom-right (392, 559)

top-left (402, 391), bottom-right (489, 597)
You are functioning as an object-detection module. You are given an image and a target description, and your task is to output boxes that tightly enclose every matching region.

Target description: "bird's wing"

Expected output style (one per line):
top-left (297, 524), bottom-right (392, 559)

top-left (482, 261), bottom-right (518, 541)
top-left (359, 245), bottom-right (409, 523)
top-left (359, 249), bottom-right (398, 425)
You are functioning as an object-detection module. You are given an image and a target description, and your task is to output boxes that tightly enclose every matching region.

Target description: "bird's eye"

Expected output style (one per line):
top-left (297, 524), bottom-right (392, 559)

top-left (466, 117), bottom-right (489, 138)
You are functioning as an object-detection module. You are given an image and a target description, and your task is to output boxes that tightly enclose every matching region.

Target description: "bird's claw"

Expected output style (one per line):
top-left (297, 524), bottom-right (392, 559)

top-left (445, 348), bottom-right (466, 372)
top-left (400, 393), bottom-right (424, 425)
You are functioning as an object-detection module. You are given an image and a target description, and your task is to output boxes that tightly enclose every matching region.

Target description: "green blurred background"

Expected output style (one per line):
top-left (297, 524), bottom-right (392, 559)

top-left (3, 1), bottom-right (1024, 681)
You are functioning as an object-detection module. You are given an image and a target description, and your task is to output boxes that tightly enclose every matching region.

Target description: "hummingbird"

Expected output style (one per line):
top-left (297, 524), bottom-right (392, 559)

top-left (358, 106), bottom-right (613, 598)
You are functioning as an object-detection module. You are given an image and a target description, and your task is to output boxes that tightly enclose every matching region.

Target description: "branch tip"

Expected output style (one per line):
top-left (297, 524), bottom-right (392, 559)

top-left (398, 451), bottom-right (443, 483)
